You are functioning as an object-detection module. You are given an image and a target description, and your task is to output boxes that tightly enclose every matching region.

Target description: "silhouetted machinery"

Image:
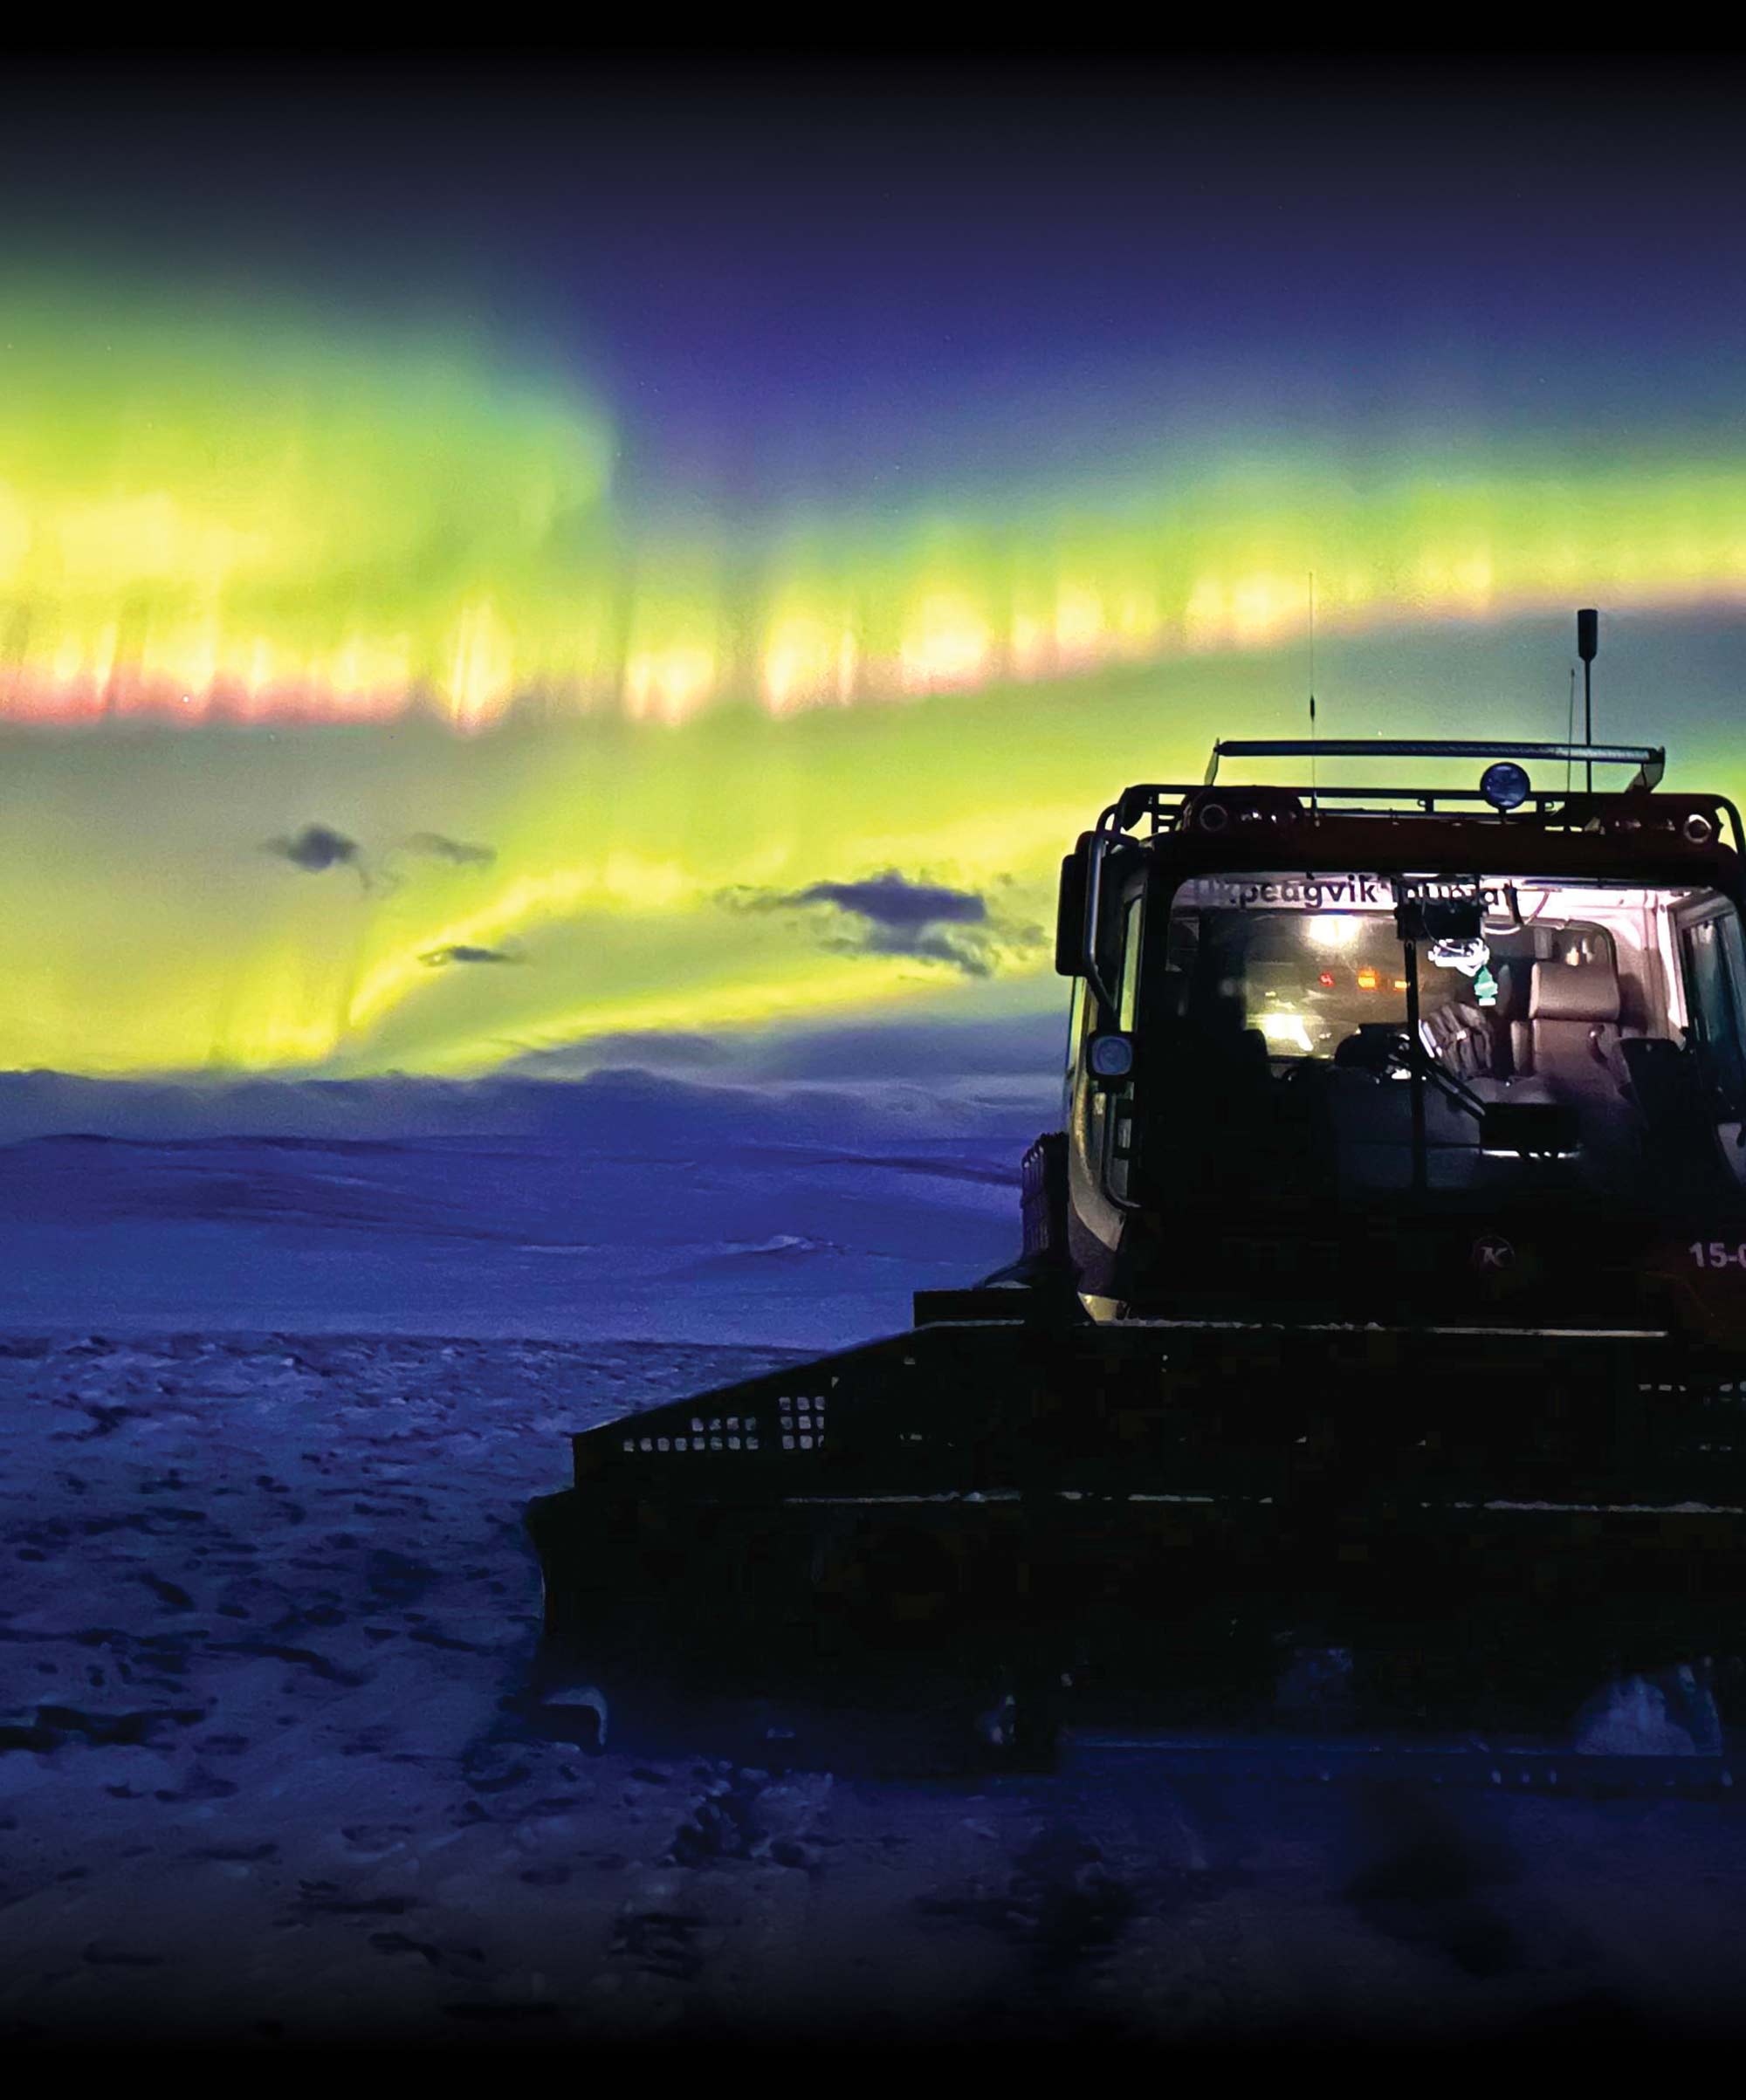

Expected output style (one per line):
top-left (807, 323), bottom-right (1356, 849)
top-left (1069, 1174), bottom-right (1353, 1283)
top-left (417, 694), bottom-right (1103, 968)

top-left (530, 707), bottom-right (1746, 1781)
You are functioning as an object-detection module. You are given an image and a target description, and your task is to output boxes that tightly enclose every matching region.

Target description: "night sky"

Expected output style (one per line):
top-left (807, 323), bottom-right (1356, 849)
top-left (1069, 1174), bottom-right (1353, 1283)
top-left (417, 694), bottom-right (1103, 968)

top-left (2, 52), bottom-right (1743, 1079)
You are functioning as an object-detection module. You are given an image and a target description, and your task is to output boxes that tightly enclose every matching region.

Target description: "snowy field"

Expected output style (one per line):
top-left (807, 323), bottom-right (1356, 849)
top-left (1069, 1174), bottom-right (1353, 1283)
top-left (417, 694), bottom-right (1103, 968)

top-left (4, 1089), bottom-right (1746, 2045)
top-left (0, 1067), bottom-right (1043, 1351)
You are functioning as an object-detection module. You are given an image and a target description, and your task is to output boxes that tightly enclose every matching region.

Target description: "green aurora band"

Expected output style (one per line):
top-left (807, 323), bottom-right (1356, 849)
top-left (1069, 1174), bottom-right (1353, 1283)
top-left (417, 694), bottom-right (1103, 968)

top-left (1, 285), bottom-right (1743, 1078)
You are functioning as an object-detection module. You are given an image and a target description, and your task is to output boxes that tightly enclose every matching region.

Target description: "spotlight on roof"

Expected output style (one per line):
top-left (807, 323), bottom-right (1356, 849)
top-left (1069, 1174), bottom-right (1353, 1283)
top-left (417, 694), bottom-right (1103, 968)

top-left (1480, 759), bottom-right (1531, 813)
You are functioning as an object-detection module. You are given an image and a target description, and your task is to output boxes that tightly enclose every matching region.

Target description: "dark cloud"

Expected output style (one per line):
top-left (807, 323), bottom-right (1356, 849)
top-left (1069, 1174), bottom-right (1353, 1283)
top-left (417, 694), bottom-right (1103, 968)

top-left (718, 868), bottom-right (1040, 978)
top-left (404, 832), bottom-right (496, 868)
top-left (419, 943), bottom-right (523, 968)
top-left (788, 873), bottom-right (986, 932)
top-left (262, 824), bottom-right (363, 876)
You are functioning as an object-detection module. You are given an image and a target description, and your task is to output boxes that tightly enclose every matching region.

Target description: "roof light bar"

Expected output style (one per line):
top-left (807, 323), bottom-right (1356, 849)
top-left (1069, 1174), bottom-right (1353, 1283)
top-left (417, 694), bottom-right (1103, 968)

top-left (1206, 738), bottom-right (1665, 790)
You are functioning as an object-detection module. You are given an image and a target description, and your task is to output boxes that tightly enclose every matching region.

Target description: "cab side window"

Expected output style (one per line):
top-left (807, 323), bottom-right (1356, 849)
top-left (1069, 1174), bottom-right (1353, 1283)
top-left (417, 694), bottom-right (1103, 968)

top-left (1681, 913), bottom-right (1746, 1113)
top-left (1117, 895), bottom-right (1143, 1033)
top-left (1062, 975), bottom-right (1086, 1125)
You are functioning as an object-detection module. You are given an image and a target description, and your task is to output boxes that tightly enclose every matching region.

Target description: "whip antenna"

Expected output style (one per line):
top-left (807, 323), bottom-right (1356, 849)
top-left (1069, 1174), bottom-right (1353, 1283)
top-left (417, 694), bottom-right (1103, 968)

top-left (1308, 572), bottom-right (1316, 811)
top-left (1578, 607), bottom-right (1598, 793)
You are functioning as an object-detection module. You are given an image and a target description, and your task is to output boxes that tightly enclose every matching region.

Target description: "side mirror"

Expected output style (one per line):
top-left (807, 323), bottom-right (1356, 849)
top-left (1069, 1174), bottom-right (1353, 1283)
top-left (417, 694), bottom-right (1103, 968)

top-left (1087, 1032), bottom-right (1135, 1087)
top-left (1055, 839), bottom-right (1090, 977)
top-left (1059, 831), bottom-right (1139, 1014)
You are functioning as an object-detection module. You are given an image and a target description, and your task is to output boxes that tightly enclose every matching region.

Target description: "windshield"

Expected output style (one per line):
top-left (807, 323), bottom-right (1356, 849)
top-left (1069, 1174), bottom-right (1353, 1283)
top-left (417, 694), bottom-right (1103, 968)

top-left (1151, 871), bottom-right (1746, 1208)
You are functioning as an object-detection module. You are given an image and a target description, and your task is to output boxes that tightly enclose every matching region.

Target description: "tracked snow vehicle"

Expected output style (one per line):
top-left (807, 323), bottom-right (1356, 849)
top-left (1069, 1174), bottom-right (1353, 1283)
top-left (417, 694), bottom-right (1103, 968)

top-left (529, 729), bottom-right (1746, 1779)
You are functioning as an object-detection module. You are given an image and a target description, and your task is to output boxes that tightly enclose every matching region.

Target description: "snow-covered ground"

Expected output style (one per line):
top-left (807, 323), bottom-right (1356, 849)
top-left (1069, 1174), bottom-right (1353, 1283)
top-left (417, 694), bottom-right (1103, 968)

top-left (4, 1095), bottom-right (1746, 2043)
top-left (0, 1071), bottom-right (1039, 1349)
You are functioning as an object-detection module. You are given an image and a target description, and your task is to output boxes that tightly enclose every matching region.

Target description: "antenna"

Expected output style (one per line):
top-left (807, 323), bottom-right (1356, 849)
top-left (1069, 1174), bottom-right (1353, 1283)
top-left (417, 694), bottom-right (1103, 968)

top-left (1308, 571), bottom-right (1316, 812)
top-left (1578, 607), bottom-right (1598, 793)
top-left (1565, 664), bottom-right (1576, 796)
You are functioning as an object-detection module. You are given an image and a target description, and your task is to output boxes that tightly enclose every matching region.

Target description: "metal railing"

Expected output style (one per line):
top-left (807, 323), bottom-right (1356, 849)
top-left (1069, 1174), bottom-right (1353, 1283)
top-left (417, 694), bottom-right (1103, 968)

top-left (1205, 738), bottom-right (1666, 789)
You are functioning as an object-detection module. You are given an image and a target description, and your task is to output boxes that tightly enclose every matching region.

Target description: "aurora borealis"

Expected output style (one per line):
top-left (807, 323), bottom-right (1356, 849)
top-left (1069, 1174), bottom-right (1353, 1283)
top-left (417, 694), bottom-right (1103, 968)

top-left (3, 56), bottom-right (1745, 1081)
top-left (7, 276), bottom-right (1746, 733)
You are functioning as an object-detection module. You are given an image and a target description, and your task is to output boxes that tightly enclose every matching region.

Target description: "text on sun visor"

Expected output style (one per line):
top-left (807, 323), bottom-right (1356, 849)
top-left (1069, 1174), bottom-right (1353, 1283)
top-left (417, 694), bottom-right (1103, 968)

top-left (1176, 876), bottom-right (1508, 911)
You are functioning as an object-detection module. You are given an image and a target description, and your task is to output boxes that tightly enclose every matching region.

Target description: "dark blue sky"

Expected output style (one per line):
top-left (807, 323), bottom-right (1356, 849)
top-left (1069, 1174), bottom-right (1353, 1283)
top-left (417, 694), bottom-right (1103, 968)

top-left (5, 53), bottom-right (1746, 512)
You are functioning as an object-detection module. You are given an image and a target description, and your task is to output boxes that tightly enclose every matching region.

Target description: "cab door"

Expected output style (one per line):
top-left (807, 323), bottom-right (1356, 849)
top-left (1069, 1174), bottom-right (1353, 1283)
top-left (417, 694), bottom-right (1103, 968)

top-left (1676, 902), bottom-right (1746, 1176)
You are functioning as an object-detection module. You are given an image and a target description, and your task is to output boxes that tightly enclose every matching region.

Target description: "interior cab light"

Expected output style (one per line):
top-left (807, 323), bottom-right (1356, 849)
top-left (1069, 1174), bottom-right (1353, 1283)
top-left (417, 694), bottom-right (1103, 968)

top-left (1392, 977), bottom-right (1410, 991)
top-left (1357, 965), bottom-right (1381, 991)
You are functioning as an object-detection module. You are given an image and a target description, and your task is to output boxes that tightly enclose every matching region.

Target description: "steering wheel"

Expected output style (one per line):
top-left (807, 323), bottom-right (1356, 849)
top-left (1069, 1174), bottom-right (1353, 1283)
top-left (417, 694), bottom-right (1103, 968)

top-left (1333, 1026), bottom-right (1413, 1078)
top-left (1379, 1029), bottom-right (1415, 1077)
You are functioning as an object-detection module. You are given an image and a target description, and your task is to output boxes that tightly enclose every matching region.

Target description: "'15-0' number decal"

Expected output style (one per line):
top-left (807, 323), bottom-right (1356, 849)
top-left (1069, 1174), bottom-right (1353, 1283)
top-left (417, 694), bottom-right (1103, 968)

top-left (1690, 1240), bottom-right (1746, 1268)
